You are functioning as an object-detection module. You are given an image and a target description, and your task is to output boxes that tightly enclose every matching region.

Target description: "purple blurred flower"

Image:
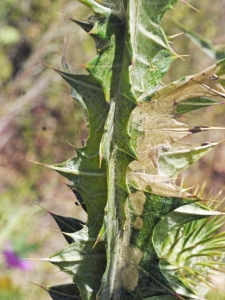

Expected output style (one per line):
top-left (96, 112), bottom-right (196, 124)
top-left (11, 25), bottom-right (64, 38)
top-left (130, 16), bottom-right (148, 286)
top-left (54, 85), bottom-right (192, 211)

top-left (3, 246), bottom-right (33, 271)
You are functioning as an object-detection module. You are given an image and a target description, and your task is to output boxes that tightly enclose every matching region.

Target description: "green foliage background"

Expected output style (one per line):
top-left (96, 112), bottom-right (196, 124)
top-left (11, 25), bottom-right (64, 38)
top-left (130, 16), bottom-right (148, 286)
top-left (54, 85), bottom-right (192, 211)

top-left (1, 0), bottom-right (225, 299)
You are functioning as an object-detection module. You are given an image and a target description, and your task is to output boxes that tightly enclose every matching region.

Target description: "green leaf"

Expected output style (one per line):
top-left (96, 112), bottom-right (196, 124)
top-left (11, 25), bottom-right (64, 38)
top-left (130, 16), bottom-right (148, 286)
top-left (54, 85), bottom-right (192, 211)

top-left (171, 19), bottom-right (225, 60)
top-left (129, 61), bottom-right (225, 181)
top-left (145, 296), bottom-right (187, 300)
top-left (47, 227), bottom-right (106, 300)
top-left (78, 0), bottom-right (123, 19)
top-left (153, 203), bottom-right (222, 256)
top-left (128, 1), bottom-right (177, 98)
top-left (158, 203), bottom-right (225, 296)
top-left (47, 283), bottom-right (81, 300)
top-left (50, 212), bottom-right (85, 244)
top-left (158, 142), bottom-right (220, 178)
top-left (175, 97), bottom-right (218, 115)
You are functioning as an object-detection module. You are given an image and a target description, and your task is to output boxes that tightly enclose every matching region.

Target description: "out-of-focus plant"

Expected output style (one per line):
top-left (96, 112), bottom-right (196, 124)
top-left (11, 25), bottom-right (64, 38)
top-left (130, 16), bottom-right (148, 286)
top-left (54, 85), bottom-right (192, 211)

top-left (32, 0), bottom-right (225, 299)
top-left (3, 243), bottom-right (33, 270)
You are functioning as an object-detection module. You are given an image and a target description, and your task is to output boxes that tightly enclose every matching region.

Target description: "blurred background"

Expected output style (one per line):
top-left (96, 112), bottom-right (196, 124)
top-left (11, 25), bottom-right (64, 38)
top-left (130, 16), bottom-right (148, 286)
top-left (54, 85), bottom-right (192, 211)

top-left (0, 0), bottom-right (225, 299)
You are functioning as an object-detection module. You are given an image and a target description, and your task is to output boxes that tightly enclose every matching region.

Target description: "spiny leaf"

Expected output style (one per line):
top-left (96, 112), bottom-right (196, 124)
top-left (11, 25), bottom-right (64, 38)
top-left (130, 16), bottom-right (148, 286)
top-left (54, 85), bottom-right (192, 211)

top-left (70, 17), bottom-right (108, 52)
top-left (129, 60), bottom-right (225, 180)
top-left (154, 203), bottom-right (223, 256)
top-left (47, 227), bottom-right (106, 300)
top-left (128, 1), bottom-right (177, 97)
top-left (77, 0), bottom-right (123, 19)
top-left (158, 141), bottom-right (223, 178)
top-left (171, 19), bottom-right (225, 60)
top-left (159, 202), bottom-right (225, 296)
top-left (175, 97), bottom-right (219, 115)
top-left (50, 212), bottom-right (85, 244)
top-left (47, 283), bottom-right (81, 300)
top-left (146, 296), bottom-right (191, 300)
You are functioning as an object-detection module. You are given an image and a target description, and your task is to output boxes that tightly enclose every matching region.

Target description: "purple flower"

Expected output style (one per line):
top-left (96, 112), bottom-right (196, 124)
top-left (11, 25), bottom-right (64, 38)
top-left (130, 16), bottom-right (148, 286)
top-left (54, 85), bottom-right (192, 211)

top-left (3, 246), bottom-right (33, 271)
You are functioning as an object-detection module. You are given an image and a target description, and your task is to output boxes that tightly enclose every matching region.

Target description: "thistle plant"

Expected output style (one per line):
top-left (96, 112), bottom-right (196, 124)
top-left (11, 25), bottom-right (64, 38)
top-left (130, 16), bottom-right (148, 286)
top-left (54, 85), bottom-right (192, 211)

top-left (38, 0), bottom-right (225, 299)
